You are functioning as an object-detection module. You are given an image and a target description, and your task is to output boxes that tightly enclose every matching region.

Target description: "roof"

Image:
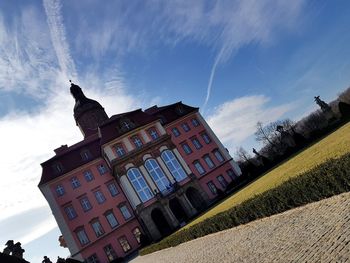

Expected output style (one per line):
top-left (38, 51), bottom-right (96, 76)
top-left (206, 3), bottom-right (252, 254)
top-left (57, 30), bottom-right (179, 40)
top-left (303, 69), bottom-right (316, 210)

top-left (39, 134), bottom-right (100, 186)
top-left (144, 101), bottom-right (199, 125)
top-left (99, 109), bottom-right (159, 145)
top-left (38, 102), bottom-right (199, 185)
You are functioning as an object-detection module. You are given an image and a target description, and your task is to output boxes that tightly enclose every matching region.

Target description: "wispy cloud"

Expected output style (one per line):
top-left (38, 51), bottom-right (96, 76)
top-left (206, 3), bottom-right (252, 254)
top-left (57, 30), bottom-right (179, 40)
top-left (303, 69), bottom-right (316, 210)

top-left (66, 1), bottom-right (305, 108)
top-left (207, 95), bottom-right (294, 151)
top-left (43, 0), bottom-right (76, 80)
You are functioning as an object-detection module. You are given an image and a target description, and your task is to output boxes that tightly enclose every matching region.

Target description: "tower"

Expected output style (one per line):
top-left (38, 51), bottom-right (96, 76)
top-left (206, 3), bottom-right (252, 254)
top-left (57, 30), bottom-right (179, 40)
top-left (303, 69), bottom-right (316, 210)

top-left (70, 82), bottom-right (108, 137)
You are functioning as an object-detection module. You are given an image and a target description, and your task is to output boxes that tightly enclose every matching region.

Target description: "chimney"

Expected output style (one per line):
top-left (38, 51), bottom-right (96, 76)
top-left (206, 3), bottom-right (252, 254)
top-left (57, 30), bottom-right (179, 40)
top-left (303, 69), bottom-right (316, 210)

top-left (54, 145), bottom-right (68, 155)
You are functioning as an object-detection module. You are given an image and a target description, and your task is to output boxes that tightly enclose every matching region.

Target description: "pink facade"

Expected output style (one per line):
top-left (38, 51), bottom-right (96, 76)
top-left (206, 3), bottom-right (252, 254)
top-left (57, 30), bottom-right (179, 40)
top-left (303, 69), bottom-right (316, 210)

top-left (165, 113), bottom-right (240, 199)
top-left (39, 84), bottom-right (241, 263)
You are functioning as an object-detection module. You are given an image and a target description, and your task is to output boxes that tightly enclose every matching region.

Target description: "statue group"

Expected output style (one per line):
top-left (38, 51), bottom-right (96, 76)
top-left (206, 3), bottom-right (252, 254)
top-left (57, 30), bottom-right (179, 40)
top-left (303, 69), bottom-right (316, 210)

top-left (3, 240), bottom-right (25, 258)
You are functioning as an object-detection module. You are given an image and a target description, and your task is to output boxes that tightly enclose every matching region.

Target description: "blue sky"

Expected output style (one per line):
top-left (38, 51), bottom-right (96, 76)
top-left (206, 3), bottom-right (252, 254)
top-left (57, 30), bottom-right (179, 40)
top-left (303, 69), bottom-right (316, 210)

top-left (1, 0), bottom-right (350, 261)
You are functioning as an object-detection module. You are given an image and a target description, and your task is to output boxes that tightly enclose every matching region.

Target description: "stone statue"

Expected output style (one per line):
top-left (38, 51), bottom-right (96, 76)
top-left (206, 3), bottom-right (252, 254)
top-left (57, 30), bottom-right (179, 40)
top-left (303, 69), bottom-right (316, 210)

top-left (3, 240), bottom-right (14, 254)
top-left (43, 256), bottom-right (53, 263)
top-left (57, 256), bottom-right (66, 263)
top-left (12, 242), bottom-right (25, 258)
top-left (314, 96), bottom-right (331, 112)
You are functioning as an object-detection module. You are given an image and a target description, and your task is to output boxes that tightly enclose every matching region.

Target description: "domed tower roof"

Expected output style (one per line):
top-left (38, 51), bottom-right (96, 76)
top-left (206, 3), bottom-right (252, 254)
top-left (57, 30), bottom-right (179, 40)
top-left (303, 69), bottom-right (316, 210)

top-left (70, 82), bottom-right (109, 137)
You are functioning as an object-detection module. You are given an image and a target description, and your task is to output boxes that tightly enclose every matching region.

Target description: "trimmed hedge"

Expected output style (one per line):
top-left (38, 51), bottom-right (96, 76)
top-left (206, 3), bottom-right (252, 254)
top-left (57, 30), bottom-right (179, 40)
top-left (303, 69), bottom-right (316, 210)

top-left (140, 153), bottom-right (350, 255)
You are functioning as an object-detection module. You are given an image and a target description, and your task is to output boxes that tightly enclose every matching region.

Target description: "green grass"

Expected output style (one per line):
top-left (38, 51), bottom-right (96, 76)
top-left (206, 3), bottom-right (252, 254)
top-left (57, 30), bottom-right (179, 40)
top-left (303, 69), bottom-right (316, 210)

top-left (183, 122), bottom-right (350, 229)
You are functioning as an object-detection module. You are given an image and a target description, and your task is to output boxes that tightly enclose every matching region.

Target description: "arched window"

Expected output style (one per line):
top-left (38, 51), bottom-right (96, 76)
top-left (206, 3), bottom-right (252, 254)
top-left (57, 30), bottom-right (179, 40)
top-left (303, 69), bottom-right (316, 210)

top-left (161, 150), bottom-right (187, 182)
top-left (145, 159), bottom-right (170, 192)
top-left (127, 168), bottom-right (153, 202)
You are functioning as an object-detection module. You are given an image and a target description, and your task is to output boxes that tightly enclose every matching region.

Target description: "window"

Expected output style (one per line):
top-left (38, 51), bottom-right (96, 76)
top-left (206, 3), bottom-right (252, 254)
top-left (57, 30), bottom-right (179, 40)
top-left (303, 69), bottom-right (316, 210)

top-left (121, 121), bottom-right (131, 130)
top-left (53, 163), bottom-right (63, 173)
top-left (148, 128), bottom-right (159, 140)
top-left (105, 211), bottom-right (119, 228)
top-left (97, 164), bottom-right (108, 175)
top-left (91, 219), bottom-right (104, 237)
top-left (172, 127), bottom-right (181, 137)
top-left (145, 159), bottom-right (170, 192)
top-left (94, 190), bottom-right (106, 204)
top-left (76, 229), bottom-right (89, 245)
top-left (114, 144), bottom-right (126, 157)
top-left (133, 227), bottom-right (142, 244)
top-left (181, 143), bottom-right (192, 155)
top-left (64, 205), bottom-right (77, 220)
top-left (119, 236), bottom-right (131, 252)
top-left (132, 136), bottom-right (143, 148)
top-left (81, 150), bottom-right (91, 161)
top-left (119, 204), bottom-right (132, 220)
top-left (207, 181), bottom-right (218, 195)
top-left (217, 175), bottom-right (228, 188)
top-left (181, 123), bottom-right (191, 132)
top-left (56, 185), bottom-right (65, 197)
top-left (193, 160), bottom-right (206, 175)
top-left (161, 150), bottom-right (187, 182)
top-left (80, 197), bottom-right (92, 212)
top-left (201, 132), bottom-right (211, 144)
top-left (107, 182), bottom-right (119, 197)
top-left (213, 149), bottom-right (225, 163)
top-left (227, 169), bottom-right (237, 181)
top-left (127, 168), bottom-right (154, 202)
top-left (104, 244), bottom-right (118, 262)
top-left (191, 137), bottom-right (202, 149)
top-left (191, 118), bottom-right (200, 127)
top-left (83, 170), bottom-right (94, 182)
top-left (71, 177), bottom-right (81, 189)
top-left (203, 155), bottom-right (215, 169)
top-left (86, 254), bottom-right (100, 263)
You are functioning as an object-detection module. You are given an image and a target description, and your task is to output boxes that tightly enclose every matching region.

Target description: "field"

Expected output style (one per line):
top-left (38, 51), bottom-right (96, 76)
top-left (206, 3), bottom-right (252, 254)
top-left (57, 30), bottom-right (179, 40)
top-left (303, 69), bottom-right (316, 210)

top-left (183, 121), bottom-right (350, 229)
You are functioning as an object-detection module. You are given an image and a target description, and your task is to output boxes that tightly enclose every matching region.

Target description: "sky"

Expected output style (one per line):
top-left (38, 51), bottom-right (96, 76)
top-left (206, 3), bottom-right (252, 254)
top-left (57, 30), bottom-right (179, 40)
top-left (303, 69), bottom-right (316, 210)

top-left (1, 0), bottom-right (350, 261)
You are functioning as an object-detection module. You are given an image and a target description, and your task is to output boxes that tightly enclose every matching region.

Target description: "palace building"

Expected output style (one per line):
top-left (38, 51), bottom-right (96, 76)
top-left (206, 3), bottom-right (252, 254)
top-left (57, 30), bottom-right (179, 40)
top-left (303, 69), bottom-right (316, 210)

top-left (38, 83), bottom-right (242, 263)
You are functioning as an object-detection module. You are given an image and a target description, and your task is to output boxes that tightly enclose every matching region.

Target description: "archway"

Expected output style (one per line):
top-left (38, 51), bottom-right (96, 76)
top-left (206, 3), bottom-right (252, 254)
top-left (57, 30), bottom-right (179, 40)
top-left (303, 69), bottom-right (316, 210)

top-left (169, 198), bottom-right (188, 223)
top-left (186, 187), bottom-right (206, 212)
top-left (151, 208), bottom-right (172, 237)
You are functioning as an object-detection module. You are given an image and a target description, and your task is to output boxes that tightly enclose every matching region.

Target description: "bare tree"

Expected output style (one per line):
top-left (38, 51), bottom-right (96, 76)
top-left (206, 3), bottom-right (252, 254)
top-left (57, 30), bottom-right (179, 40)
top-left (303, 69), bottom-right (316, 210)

top-left (297, 110), bottom-right (327, 136)
top-left (255, 121), bottom-right (278, 147)
top-left (235, 147), bottom-right (252, 163)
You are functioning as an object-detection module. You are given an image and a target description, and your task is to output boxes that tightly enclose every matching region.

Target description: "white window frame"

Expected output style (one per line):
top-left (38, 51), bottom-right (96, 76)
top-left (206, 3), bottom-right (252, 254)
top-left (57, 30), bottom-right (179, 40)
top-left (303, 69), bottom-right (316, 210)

top-left (213, 149), bottom-right (225, 163)
top-left (94, 190), bottom-right (106, 204)
top-left (204, 155), bottom-right (215, 169)
top-left (83, 170), bottom-right (94, 182)
top-left (161, 150), bottom-right (187, 182)
top-left (127, 168), bottom-right (154, 202)
top-left (105, 211), bottom-right (119, 228)
top-left (119, 204), bottom-right (132, 220)
top-left (71, 177), bottom-right (81, 189)
top-left (194, 160), bottom-right (206, 175)
top-left (56, 185), bottom-right (65, 196)
top-left (145, 159), bottom-right (170, 192)
top-left (191, 137), bottom-right (202, 149)
top-left (80, 197), bottom-right (92, 211)
top-left (91, 220), bottom-right (104, 237)
top-left (76, 229), bottom-right (89, 245)
top-left (107, 182), bottom-right (119, 197)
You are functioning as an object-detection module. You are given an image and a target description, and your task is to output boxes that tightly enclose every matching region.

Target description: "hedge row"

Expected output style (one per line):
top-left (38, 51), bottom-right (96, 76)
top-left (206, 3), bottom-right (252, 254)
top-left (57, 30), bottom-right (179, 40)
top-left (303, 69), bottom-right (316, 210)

top-left (140, 153), bottom-right (350, 255)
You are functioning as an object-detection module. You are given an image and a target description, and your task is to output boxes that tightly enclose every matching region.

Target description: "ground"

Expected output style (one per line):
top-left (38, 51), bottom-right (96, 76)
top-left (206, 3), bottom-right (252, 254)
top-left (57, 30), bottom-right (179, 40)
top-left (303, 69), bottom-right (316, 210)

top-left (183, 122), bottom-right (350, 229)
top-left (131, 191), bottom-right (350, 263)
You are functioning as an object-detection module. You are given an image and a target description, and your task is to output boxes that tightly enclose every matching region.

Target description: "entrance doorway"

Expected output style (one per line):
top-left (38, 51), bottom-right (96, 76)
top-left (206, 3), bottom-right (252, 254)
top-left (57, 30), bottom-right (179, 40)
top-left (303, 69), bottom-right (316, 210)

top-left (169, 197), bottom-right (188, 223)
top-left (186, 187), bottom-right (206, 212)
top-left (151, 208), bottom-right (172, 237)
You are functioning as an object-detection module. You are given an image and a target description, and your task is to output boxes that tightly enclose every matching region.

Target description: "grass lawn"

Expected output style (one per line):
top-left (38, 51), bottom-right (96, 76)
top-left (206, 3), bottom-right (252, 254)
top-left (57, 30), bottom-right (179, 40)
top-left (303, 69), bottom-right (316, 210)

top-left (183, 122), bottom-right (350, 229)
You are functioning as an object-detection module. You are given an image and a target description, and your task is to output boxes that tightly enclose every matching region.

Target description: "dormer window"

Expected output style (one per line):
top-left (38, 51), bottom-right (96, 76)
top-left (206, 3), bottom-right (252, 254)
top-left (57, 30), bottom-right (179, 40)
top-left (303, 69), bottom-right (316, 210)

top-left (121, 121), bottom-right (131, 130)
top-left (53, 162), bottom-right (63, 174)
top-left (80, 150), bottom-right (91, 161)
top-left (119, 118), bottom-right (135, 132)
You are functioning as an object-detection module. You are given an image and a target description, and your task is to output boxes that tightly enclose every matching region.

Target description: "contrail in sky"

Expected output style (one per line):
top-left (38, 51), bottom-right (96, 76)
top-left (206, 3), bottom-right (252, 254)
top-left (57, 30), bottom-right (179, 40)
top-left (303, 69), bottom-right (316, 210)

top-left (43, 0), bottom-right (76, 80)
top-left (202, 47), bottom-right (225, 111)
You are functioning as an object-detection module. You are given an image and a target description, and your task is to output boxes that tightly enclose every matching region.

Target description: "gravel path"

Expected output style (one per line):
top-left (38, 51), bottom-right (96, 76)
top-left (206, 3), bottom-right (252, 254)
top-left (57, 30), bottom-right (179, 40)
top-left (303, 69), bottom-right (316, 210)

top-left (130, 192), bottom-right (350, 263)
